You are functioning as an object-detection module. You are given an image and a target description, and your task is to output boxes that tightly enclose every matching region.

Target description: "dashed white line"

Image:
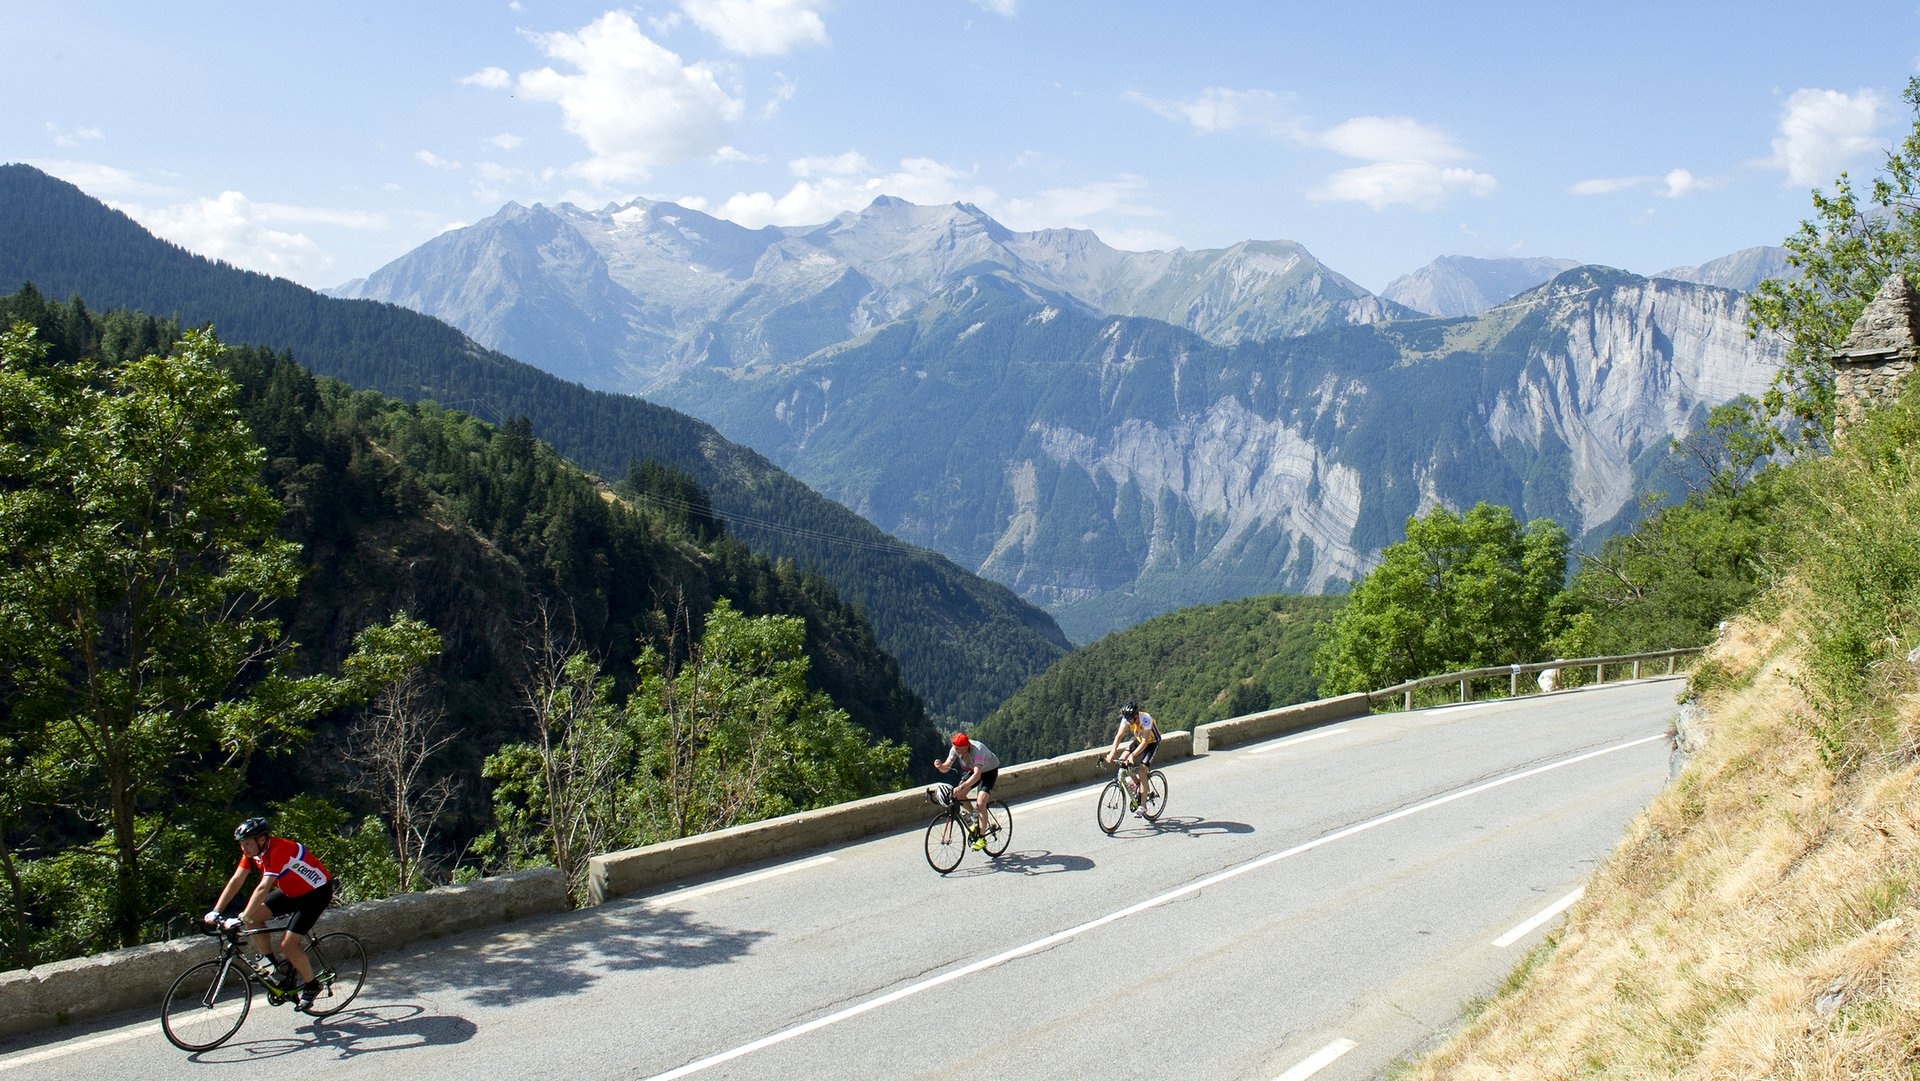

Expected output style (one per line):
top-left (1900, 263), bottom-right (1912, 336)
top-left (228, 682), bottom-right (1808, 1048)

top-left (1276, 1037), bottom-right (1358, 1080)
top-left (1492, 885), bottom-right (1585, 948)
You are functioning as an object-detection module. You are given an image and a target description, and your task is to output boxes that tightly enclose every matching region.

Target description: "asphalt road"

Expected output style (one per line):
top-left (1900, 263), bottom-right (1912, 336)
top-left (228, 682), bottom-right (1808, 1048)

top-left (0, 678), bottom-right (1684, 1081)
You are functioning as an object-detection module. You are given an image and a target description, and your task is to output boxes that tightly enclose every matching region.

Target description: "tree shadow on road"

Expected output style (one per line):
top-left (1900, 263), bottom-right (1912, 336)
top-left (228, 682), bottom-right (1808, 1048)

top-left (371, 901), bottom-right (772, 1009)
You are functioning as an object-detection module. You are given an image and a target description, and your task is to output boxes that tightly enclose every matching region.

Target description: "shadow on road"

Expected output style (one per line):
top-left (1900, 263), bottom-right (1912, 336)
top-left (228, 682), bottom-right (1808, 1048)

top-left (1109, 815), bottom-right (1255, 838)
top-left (373, 902), bottom-right (772, 1009)
top-left (950, 849), bottom-right (1096, 877)
top-left (190, 1002), bottom-right (477, 1063)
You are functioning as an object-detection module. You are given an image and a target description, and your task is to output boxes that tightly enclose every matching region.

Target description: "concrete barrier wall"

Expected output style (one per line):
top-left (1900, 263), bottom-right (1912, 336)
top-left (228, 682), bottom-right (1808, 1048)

top-left (6, 722), bottom-right (1245, 1039)
top-left (1191, 693), bottom-right (1371, 752)
top-left (587, 730), bottom-right (1194, 905)
top-left (0, 867), bottom-right (567, 1042)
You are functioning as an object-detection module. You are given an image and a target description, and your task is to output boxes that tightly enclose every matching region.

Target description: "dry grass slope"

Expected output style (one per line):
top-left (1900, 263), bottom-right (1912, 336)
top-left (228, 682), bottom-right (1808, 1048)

top-left (1402, 603), bottom-right (1920, 1078)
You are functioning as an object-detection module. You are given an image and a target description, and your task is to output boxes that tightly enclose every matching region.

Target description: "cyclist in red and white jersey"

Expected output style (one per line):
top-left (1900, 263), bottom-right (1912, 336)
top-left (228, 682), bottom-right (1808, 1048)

top-left (205, 817), bottom-right (335, 1010)
top-left (933, 732), bottom-right (1001, 850)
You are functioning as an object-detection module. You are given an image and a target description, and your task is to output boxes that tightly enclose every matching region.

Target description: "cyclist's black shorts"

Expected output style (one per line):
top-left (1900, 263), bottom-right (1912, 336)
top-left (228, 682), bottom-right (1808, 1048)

top-left (266, 880), bottom-right (334, 936)
top-left (1130, 738), bottom-right (1160, 766)
top-left (976, 768), bottom-right (999, 793)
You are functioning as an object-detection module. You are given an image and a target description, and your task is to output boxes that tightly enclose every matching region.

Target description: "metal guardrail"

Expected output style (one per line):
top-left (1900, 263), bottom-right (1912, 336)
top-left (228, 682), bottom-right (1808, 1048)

top-left (1367, 648), bottom-right (1703, 712)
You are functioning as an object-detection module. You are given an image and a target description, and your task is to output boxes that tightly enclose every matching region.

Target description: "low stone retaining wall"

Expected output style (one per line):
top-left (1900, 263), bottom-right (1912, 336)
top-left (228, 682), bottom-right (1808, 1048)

top-left (0, 868), bottom-right (567, 1042)
top-left (7, 699), bottom-right (1360, 1042)
top-left (587, 731), bottom-right (1195, 904)
top-left (1191, 693), bottom-right (1371, 751)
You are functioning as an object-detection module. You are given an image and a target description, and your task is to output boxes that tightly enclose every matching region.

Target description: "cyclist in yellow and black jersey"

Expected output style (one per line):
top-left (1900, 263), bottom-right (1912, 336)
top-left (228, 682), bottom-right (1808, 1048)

top-left (1103, 702), bottom-right (1160, 813)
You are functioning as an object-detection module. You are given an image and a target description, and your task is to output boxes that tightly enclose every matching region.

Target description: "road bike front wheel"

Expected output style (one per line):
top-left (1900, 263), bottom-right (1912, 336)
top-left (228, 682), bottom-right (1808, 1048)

top-left (982, 800), bottom-right (1012, 856)
top-left (306, 932), bottom-right (367, 1016)
top-left (1141, 771), bottom-right (1169, 821)
top-left (924, 812), bottom-right (965, 874)
top-left (161, 958), bottom-right (252, 1052)
top-left (1096, 781), bottom-right (1127, 834)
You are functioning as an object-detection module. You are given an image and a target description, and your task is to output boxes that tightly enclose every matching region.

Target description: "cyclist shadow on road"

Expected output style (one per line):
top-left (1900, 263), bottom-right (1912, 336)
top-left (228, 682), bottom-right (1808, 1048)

top-left (369, 903), bottom-right (771, 1010)
top-left (1108, 815), bottom-right (1254, 838)
top-left (948, 849), bottom-right (1096, 877)
top-left (186, 1003), bottom-right (476, 1063)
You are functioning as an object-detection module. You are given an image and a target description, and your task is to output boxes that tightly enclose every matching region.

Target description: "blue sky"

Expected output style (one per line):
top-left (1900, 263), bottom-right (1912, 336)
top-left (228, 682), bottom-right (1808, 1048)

top-left (8, 2), bottom-right (1920, 293)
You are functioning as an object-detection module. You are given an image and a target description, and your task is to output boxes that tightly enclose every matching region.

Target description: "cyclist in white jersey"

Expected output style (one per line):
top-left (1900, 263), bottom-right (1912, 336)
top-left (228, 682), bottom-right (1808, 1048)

top-left (934, 732), bottom-right (1001, 850)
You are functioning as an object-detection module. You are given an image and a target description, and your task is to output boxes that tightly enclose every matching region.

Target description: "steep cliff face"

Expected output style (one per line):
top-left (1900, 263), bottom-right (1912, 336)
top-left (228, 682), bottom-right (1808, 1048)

top-left (668, 266), bottom-right (1784, 639)
top-left (333, 194), bottom-right (1788, 640)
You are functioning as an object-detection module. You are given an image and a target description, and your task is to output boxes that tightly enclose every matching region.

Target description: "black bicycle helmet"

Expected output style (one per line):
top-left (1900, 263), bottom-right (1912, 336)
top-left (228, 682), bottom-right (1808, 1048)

top-left (233, 816), bottom-right (269, 842)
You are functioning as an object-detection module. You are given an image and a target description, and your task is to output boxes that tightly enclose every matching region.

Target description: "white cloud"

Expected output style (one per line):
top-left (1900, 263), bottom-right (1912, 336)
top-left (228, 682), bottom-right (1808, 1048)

top-left (460, 66), bottom-right (512, 90)
top-left (1765, 87), bottom-right (1885, 187)
top-left (415, 149), bottom-right (461, 170)
top-left (1661, 168), bottom-right (1707, 198)
top-left (30, 159), bottom-right (176, 199)
top-left (996, 175), bottom-right (1162, 233)
top-left (764, 72), bottom-right (798, 118)
top-left (513, 11), bottom-right (743, 185)
top-left (689, 155), bottom-right (1167, 250)
top-left (127, 191), bottom-right (335, 280)
top-left (1127, 86), bottom-right (1302, 138)
top-left (1317, 116), bottom-right (1466, 163)
top-left (971, 0), bottom-right (1019, 14)
top-left (680, 0), bottom-right (827, 57)
top-left (484, 133), bottom-right (524, 150)
top-left (1569, 175), bottom-right (1655, 196)
top-left (45, 123), bottom-right (105, 148)
top-left (1308, 161), bottom-right (1496, 211)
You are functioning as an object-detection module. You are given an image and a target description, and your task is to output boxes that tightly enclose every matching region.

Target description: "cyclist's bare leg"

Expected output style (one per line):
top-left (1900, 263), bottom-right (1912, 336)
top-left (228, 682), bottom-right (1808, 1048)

top-left (279, 929), bottom-right (313, 984)
top-left (240, 899), bottom-right (276, 959)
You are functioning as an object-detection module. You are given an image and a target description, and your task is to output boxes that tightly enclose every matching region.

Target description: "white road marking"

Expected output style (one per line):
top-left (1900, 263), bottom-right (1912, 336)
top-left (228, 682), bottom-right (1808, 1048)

top-left (0, 1022), bottom-right (152, 1072)
top-left (1492, 885), bottom-right (1586, 948)
top-left (1246, 726), bottom-right (1349, 754)
top-left (1276, 1038), bottom-right (1358, 1080)
top-left (642, 731), bottom-right (1665, 1080)
top-left (1021, 787), bottom-right (1099, 812)
top-left (645, 855), bottom-right (836, 906)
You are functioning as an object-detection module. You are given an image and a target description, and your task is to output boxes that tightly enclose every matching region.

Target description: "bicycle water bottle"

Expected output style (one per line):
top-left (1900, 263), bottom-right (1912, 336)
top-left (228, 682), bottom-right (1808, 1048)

top-left (253, 954), bottom-right (278, 981)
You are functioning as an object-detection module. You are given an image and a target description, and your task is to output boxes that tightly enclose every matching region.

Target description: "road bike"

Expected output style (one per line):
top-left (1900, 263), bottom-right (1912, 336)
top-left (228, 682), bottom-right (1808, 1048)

top-left (1096, 761), bottom-right (1168, 834)
top-left (160, 914), bottom-right (367, 1051)
top-left (923, 783), bottom-right (1011, 873)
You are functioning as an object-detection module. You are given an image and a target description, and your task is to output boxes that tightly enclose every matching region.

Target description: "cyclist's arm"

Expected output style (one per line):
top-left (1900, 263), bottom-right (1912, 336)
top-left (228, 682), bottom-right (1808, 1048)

top-left (951, 764), bottom-right (983, 797)
top-left (1106, 721), bottom-right (1129, 760)
top-left (207, 862), bottom-right (253, 920)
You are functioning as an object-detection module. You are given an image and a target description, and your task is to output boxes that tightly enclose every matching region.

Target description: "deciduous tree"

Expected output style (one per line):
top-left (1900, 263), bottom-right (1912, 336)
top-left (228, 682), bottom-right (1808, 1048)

top-left (1312, 503), bottom-right (1569, 696)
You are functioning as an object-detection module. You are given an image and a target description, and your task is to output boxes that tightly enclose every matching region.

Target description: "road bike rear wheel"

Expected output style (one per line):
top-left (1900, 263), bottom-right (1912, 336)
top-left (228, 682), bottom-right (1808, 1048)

top-left (306, 932), bottom-right (367, 1016)
top-left (161, 958), bottom-right (252, 1051)
top-left (1096, 781), bottom-right (1127, 834)
top-left (1141, 771), bottom-right (1169, 821)
top-left (924, 812), bottom-right (965, 873)
top-left (982, 800), bottom-right (1012, 856)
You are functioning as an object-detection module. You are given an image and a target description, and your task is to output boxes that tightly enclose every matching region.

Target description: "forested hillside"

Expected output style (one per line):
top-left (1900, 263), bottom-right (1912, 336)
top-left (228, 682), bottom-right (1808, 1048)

top-left (0, 164), bottom-right (1069, 727)
top-left (0, 292), bottom-right (930, 965)
top-left (976, 593), bottom-right (1344, 762)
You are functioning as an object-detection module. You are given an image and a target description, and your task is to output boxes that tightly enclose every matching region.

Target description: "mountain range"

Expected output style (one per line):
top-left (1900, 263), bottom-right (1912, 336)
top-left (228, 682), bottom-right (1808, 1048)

top-left (0, 164), bottom-right (1070, 728)
top-left (334, 195), bottom-right (1790, 640)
